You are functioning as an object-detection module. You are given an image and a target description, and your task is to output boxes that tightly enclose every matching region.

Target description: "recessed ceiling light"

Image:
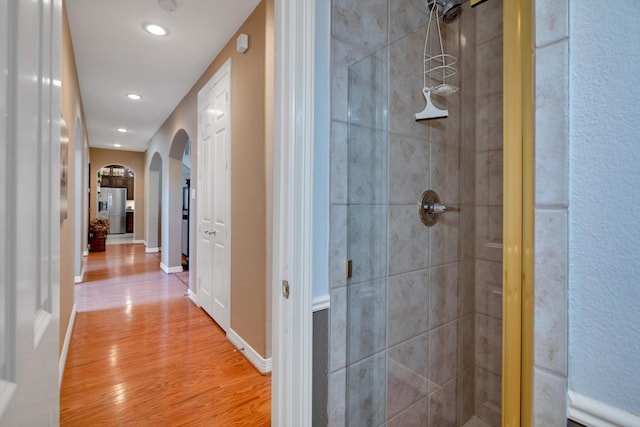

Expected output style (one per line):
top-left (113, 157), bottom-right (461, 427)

top-left (117, 128), bottom-right (128, 133)
top-left (126, 93), bottom-right (142, 100)
top-left (114, 144), bottom-right (122, 148)
top-left (143, 23), bottom-right (168, 36)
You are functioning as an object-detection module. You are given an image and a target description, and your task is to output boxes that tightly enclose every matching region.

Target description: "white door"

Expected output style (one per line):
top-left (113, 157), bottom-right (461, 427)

top-left (0, 0), bottom-right (62, 425)
top-left (197, 59), bottom-right (231, 333)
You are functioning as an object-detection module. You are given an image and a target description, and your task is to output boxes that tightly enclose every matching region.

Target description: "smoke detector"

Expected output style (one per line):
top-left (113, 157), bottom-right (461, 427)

top-left (158, 0), bottom-right (177, 12)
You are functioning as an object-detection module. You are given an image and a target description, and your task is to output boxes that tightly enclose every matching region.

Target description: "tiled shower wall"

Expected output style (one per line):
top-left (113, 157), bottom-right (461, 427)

top-left (327, 0), bottom-right (490, 425)
top-left (472, 1), bottom-right (503, 426)
top-left (327, 1), bottom-right (570, 426)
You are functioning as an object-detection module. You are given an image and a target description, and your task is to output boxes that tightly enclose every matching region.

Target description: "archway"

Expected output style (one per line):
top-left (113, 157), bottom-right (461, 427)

top-left (163, 129), bottom-right (191, 273)
top-left (147, 152), bottom-right (163, 252)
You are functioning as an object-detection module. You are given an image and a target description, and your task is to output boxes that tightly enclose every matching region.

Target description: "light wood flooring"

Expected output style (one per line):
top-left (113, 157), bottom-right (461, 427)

top-left (60, 243), bottom-right (271, 426)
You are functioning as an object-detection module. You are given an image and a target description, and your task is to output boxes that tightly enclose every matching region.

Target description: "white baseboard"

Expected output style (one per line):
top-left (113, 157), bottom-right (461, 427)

top-left (160, 262), bottom-right (183, 274)
top-left (145, 247), bottom-right (160, 253)
top-left (568, 390), bottom-right (640, 427)
top-left (187, 289), bottom-right (199, 306)
top-left (82, 249), bottom-right (88, 257)
top-left (227, 328), bottom-right (272, 374)
top-left (59, 304), bottom-right (76, 389)
top-left (73, 265), bottom-right (85, 284)
top-left (312, 294), bottom-right (330, 312)
top-left (133, 239), bottom-right (145, 244)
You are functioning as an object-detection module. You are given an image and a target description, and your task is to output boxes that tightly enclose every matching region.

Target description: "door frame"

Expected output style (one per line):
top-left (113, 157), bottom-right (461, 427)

top-left (502, 0), bottom-right (534, 425)
top-left (271, 0), bottom-right (315, 424)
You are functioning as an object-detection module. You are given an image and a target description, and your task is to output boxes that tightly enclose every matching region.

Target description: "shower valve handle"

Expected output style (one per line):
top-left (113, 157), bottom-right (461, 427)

top-left (424, 202), bottom-right (460, 214)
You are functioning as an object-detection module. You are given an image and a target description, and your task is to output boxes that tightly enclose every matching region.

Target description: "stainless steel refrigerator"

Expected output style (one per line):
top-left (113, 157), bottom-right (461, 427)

top-left (98, 187), bottom-right (127, 234)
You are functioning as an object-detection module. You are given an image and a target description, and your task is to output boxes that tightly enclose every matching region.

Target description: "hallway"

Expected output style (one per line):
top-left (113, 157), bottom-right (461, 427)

top-left (60, 244), bottom-right (270, 426)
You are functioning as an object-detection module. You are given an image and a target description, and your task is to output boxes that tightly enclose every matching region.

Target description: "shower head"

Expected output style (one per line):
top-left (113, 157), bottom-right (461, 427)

top-left (427, 0), bottom-right (462, 23)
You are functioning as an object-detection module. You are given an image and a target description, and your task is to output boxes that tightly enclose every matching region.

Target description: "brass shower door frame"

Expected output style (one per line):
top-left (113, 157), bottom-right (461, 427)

top-left (502, 0), bottom-right (534, 426)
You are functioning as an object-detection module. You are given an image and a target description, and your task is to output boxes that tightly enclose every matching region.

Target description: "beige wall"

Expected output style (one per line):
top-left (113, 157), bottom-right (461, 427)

top-left (146, 0), bottom-right (273, 358)
top-left (89, 148), bottom-right (146, 242)
top-left (60, 3), bottom-right (88, 354)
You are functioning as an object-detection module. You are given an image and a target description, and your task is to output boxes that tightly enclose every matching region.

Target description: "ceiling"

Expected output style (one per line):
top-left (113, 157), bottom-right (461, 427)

top-left (66, 0), bottom-right (261, 152)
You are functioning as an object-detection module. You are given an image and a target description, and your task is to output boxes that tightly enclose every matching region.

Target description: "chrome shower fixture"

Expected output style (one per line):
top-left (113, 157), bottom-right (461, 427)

top-left (427, 0), bottom-right (462, 23)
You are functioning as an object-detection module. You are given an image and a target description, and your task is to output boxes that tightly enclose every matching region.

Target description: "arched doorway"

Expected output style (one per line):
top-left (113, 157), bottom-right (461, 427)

top-left (147, 152), bottom-right (163, 252)
top-left (164, 129), bottom-right (191, 273)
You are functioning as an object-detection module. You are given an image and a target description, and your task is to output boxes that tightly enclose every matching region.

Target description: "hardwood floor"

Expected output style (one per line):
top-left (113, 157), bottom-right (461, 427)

top-left (60, 243), bottom-right (271, 426)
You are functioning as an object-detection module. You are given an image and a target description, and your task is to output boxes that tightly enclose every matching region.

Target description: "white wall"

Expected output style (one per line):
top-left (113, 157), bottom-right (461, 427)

top-left (569, 0), bottom-right (640, 414)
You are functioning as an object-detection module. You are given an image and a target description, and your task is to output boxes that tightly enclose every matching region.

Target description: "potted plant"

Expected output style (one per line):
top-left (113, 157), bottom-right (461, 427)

top-left (90, 217), bottom-right (110, 238)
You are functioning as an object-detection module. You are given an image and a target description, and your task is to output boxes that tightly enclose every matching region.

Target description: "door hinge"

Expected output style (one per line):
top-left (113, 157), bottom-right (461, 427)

top-left (346, 259), bottom-right (353, 279)
top-left (281, 280), bottom-right (290, 299)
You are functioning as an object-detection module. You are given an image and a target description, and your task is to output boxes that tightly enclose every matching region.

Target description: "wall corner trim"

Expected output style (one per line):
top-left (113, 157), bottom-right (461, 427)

top-left (312, 295), bottom-right (330, 312)
top-left (160, 263), bottom-right (183, 274)
top-left (187, 289), bottom-right (199, 306)
top-left (73, 265), bottom-right (85, 283)
top-left (227, 328), bottom-right (272, 374)
top-left (59, 304), bottom-right (77, 389)
top-left (568, 390), bottom-right (640, 427)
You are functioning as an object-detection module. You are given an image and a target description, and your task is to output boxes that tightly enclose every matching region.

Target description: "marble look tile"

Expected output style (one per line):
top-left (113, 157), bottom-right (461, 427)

top-left (348, 53), bottom-right (388, 131)
top-left (429, 210), bottom-right (460, 267)
top-left (475, 0), bottom-right (502, 44)
top-left (460, 312), bottom-right (474, 370)
top-left (535, 0), bottom-right (568, 47)
top-left (475, 313), bottom-right (502, 376)
top-left (388, 133), bottom-right (430, 205)
top-left (430, 141), bottom-right (460, 205)
top-left (459, 366), bottom-right (475, 425)
top-left (332, 0), bottom-right (388, 54)
top-left (429, 321), bottom-right (459, 387)
top-left (388, 60), bottom-right (433, 140)
top-left (328, 368), bottom-right (346, 427)
top-left (475, 206), bottom-right (502, 263)
top-left (476, 36), bottom-right (502, 97)
top-left (388, 0), bottom-right (429, 44)
top-left (387, 395), bottom-right (429, 427)
top-left (532, 368), bottom-right (567, 427)
top-left (330, 286), bottom-right (347, 372)
top-left (535, 41), bottom-right (568, 207)
top-left (331, 38), bottom-right (370, 122)
top-left (387, 332), bottom-right (431, 418)
top-left (429, 377), bottom-right (458, 427)
top-left (461, 149), bottom-right (475, 206)
top-left (348, 205), bottom-right (387, 282)
top-left (475, 367), bottom-right (501, 427)
top-left (348, 279), bottom-right (387, 363)
top-left (534, 209), bottom-right (568, 375)
top-left (475, 260), bottom-right (503, 319)
top-left (387, 269), bottom-right (430, 347)
top-left (460, 260), bottom-right (474, 316)
top-left (331, 121), bottom-right (348, 204)
top-left (388, 204), bottom-right (429, 275)
top-left (460, 203), bottom-right (476, 261)
top-left (348, 125), bottom-right (387, 204)
top-left (476, 92), bottom-right (503, 152)
top-left (389, 25), bottom-right (426, 77)
top-left (347, 352), bottom-right (387, 427)
top-left (476, 148), bottom-right (503, 207)
top-left (330, 205), bottom-right (347, 288)
top-left (429, 263), bottom-right (459, 328)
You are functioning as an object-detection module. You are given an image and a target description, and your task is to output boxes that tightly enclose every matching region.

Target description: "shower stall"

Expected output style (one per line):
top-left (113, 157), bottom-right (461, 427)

top-left (338, 1), bottom-right (504, 425)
